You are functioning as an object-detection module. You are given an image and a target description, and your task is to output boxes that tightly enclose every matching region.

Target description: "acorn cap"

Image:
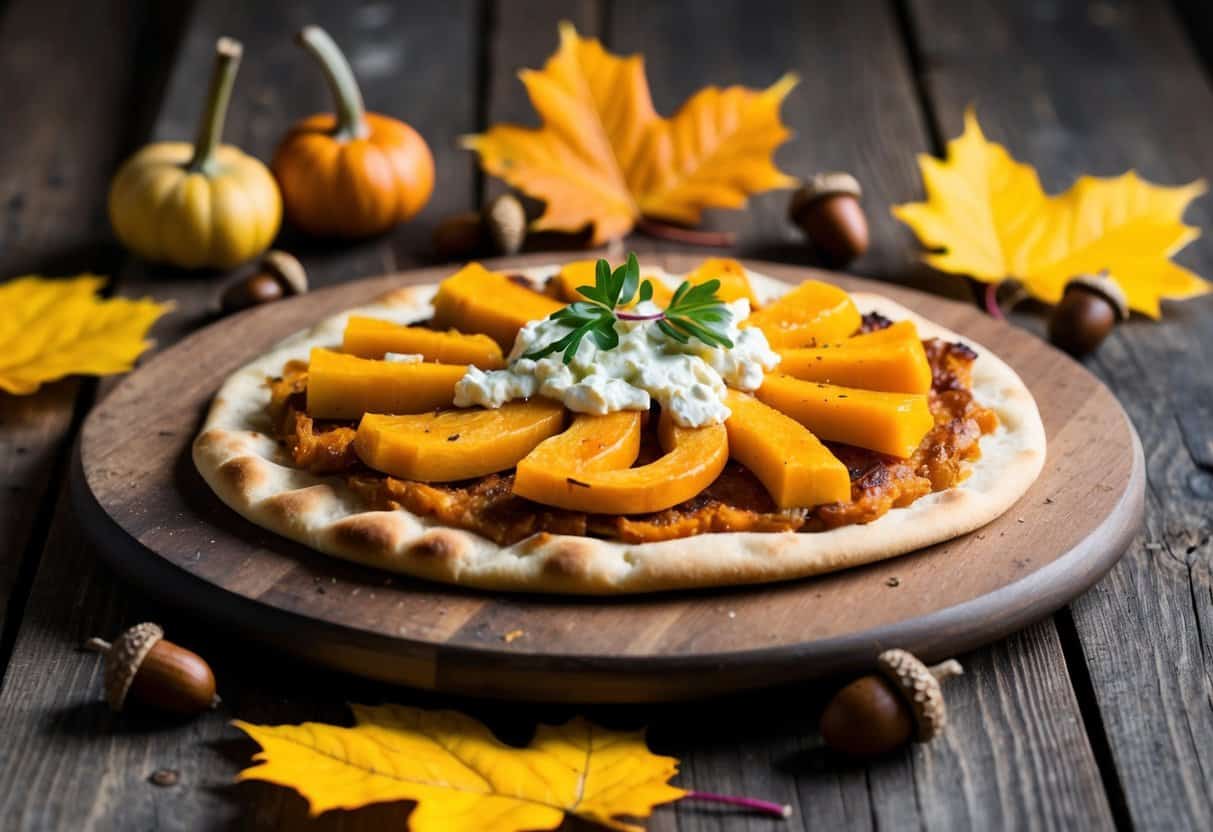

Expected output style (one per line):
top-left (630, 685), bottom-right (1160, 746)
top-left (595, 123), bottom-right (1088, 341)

top-left (260, 250), bottom-right (308, 295)
top-left (483, 193), bottom-right (526, 255)
top-left (1065, 272), bottom-right (1128, 321)
top-left (788, 172), bottom-right (863, 226)
top-left (804, 171), bottom-right (863, 201)
top-left (876, 649), bottom-right (962, 742)
top-left (95, 623), bottom-right (164, 711)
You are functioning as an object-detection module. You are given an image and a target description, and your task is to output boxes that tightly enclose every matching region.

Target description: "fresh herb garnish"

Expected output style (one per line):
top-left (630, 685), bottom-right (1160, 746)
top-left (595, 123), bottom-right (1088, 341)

top-left (522, 253), bottom-right (733, 363)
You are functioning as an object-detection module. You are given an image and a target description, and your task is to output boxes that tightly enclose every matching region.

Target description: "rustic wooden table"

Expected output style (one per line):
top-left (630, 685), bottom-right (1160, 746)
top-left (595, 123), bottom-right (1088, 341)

top-left (2, 1), bottom-right (1211, 829)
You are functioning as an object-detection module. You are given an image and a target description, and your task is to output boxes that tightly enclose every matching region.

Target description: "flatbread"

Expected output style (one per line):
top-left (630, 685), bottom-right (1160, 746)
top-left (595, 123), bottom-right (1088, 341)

top-left (193, 266), bottom-right (1045, 594)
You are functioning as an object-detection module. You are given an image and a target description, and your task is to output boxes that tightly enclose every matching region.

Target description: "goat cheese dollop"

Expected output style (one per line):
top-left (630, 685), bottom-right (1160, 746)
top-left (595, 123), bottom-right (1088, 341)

top-left (453, 298), bottom-right (780, 428)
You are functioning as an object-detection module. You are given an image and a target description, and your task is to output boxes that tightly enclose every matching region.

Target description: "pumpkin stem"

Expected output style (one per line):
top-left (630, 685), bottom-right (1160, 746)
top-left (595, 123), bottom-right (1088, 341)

top-left (296, 26), bottom-right (369, 141)
top-left (188, 37), bottom-right (243, 175)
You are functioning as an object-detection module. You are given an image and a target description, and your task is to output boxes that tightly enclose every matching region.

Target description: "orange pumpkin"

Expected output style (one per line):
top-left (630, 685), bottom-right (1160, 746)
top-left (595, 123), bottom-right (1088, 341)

top-left (272, 26), bottom-right (435, 238)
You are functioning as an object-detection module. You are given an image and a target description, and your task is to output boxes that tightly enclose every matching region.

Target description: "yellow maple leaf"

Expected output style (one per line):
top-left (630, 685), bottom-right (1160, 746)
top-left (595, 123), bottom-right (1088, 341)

top-left (233, 705), bottom-right (687, 832)
top-left (463, 22), bottom-right (797, 245)
top-left (893, 109), bottom-right (1210, 317)
top-left (0, 275), bottom-right (170, 395)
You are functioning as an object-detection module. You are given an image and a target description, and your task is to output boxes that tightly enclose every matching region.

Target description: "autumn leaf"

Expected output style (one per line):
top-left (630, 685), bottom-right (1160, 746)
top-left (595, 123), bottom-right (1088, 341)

top-left (893, 109), bottom-right (1210, 317)
top-left (233, 705), bottom-right (686, 832)
top-left (0, 275), bottom-right (170, 395)
top-left (463, 22), bottom-right (797, 245)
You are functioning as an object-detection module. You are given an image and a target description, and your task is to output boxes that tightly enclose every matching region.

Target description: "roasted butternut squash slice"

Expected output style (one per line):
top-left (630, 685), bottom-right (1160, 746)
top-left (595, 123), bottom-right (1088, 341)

top-left (354, 400), bottom-right (566, 482)
top-left (743, 280), bottom-right (860, 348)
top-left (306, 348), bottom-right (466, 420)
top-left (549, 260), bottom-right (673, 307)
top-left (756, 373), bottom-right (933, 458)
top-left (512, 410), bottom-right (727, 514)
top-left (683, 257), bottom-right (758, 305)
top-left (513, 411), bottom-right (642, 503)
top-left (724, 391), bottom-right (851, 508)
top-left (341, 317), bottom-right (504, 368)
top-left (776, 339), bottom-right (932, 394)
top-left (842, 319), bottom-right (920, 348)
top-left (431, 263), bottom-right (563, 349)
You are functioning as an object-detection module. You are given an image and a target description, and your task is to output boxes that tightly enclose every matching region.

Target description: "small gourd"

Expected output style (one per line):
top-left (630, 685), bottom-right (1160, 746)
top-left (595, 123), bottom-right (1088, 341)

top-left (273, 26), bottom-right (435, 238)
top-left (109, 38), bottom-right (281, 269)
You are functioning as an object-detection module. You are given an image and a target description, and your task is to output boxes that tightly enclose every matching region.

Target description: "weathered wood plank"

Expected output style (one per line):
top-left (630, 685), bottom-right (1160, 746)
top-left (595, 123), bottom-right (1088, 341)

top-left (607, 0), bottom-right (968, 299)
top-left (0, 0), bottom-right (186, 653)
top-left (604, 1), bottom-right (1113, 828)
top-left (126, 0), bottom-right (482, 344)
top-left (0, 0), bottom-right (482, 828)
top-left (0, 1), bottom-right (1128, 830)
top-left (906, 0), bottom-right (1213, 827)
top-left (478, 0), bottom-right (598, 208)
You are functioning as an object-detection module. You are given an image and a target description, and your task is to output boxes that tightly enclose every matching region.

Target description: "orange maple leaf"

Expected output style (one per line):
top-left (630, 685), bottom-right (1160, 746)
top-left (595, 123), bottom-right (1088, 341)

top-left (463, 22), bottom-right (797, 245)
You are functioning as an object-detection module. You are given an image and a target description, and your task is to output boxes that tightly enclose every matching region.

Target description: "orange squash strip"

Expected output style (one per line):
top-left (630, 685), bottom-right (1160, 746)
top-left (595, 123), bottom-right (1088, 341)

top-left (342, 316), bottom-right (504, 368)
top-left (743, 279), bottom-right (860, 348)
top-left (756, 373), bottom-right (933, 458)
top-left (513, 410), bottom-right (727, 514)
top-left (431, 263), bottom-right (562, 349)
top-left (724, 390), bottom-right (851, 507)
top-left (776, 339), bottom-right (932, 394)
top-left (354, 400), bottom-right (566, 482)
top-left (306, 348), bottom-right (465, 420)
top-left (682, 257), bottom-right (758, 305)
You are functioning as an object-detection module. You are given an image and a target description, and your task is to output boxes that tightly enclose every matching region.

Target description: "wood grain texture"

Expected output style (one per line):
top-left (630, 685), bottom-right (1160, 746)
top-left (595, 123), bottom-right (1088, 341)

top-left (607, 0), bottom-right (968, 301)
top-left (119, 0), bottom-right (481, 347)
top-left (906, 0), bottom-right (1213, 827)
top-left (0, 1), bottom-right (483, 829)
top-left (77, 254), bottom-right (1140, 704)
top-left (0, 0), bottom-right (1184, 827)
top-left (0, 0), bottom-right (185, 645)
top-left (602, 3), bottom-right (1113, 825)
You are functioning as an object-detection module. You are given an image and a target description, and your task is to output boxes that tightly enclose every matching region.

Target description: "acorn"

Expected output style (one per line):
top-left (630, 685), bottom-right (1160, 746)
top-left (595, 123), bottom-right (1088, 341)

top-left (432, 211), bottom-right (488, 261)
top-left (788, 172), bottom-right (869, 268)
top-left (819, 649), bottom-right (963, 757)
top-left (1047, 272), bottom-right (1128, 357)
top-left (433, 193), bottom-right (528, 261)
top-left (219, 249), bottom-right (308, 315)
top-left (85, 623), bottom-right (219, 715)
top-left (483, 193), bottom-right (526, 256)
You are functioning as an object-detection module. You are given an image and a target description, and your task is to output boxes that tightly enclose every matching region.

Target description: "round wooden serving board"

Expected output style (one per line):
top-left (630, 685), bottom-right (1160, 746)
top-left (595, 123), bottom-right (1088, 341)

top-left (74, 254), bottom-right (1144, 703)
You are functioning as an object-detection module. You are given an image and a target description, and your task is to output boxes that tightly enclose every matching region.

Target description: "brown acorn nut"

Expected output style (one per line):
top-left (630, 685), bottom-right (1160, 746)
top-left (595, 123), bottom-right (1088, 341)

top-left (219, 249), bottom-right (308, 315)
top-left (432, 193), bottom-right (528, 261)
top-left (85, 623), bottom-right (219, 715)
top-left (1048, 272), bottom-right (1128, 357)
top-left (788, 172), bottom-right (869, 268)
top-left (819, 649), bottom-right (963, 756)
top-left (432, 211), bottom-right (489, 261)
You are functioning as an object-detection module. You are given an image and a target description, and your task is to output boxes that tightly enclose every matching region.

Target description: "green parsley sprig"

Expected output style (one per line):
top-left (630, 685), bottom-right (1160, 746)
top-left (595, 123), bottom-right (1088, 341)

top-left (522, 253), bottom-right (734, 363)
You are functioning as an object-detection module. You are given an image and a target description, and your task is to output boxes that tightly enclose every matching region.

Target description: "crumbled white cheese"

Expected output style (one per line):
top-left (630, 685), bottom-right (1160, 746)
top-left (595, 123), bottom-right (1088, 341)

top-left (383, 352), bottom-right (424, 363)
top-left (453, 298), bottom-right (780, 427)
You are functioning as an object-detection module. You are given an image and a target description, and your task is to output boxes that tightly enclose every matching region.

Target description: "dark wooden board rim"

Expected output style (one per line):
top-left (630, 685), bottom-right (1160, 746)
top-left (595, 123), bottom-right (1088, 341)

top-left (72, 436), bottom-right (1142, 699)
top-left (73, 255), bottom-right (1146, 702)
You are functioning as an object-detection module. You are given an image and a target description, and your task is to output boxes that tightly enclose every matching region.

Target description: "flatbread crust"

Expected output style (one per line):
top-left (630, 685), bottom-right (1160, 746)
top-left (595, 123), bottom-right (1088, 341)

top-left (193, 266), bottom-right (1046, 595)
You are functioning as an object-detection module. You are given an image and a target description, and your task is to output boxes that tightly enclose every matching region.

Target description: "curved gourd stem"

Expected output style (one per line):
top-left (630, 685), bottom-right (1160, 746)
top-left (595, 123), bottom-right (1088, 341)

top-left (188, 37), bottom-right (243, 175)
top-left (296, 25), bottom-right (369, 141)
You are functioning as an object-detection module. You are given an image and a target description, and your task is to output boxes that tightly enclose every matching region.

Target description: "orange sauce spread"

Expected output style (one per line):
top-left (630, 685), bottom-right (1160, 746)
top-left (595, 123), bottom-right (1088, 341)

top-left (267, 315), bottom-right (997, 545)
